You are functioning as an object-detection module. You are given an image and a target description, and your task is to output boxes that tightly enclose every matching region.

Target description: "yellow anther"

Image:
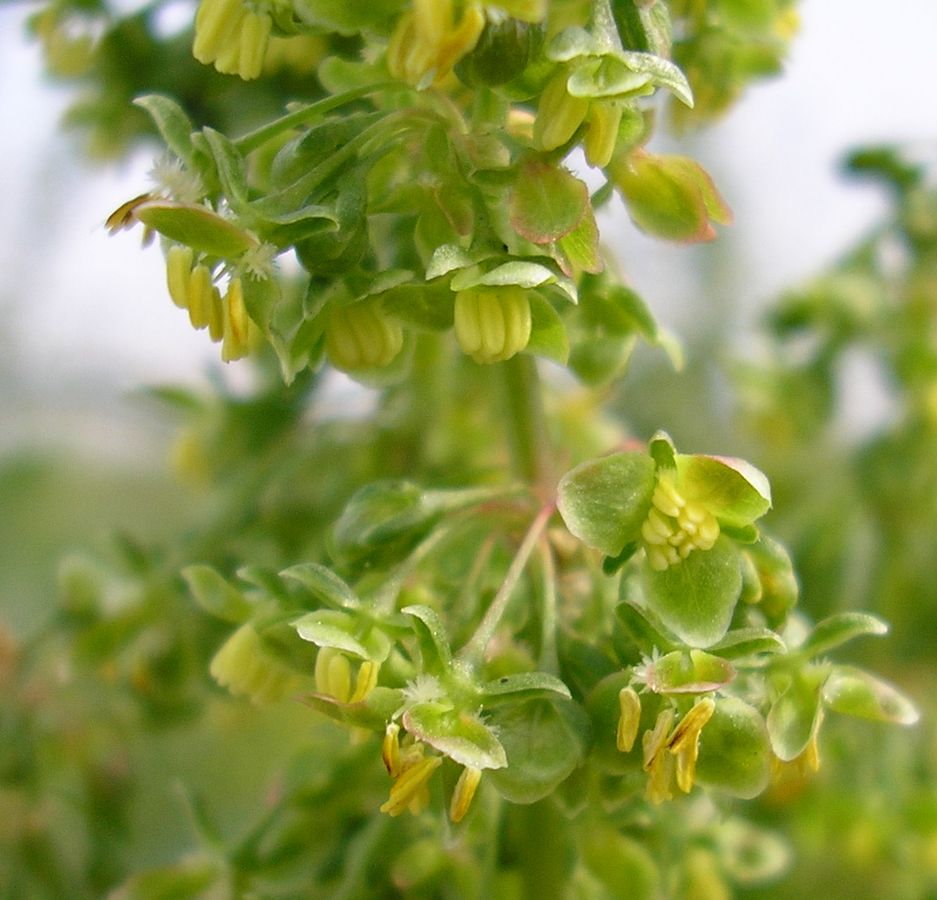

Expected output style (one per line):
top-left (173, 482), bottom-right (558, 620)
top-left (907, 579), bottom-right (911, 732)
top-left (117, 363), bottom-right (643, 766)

top-left (193, 0), bottom-right (243, 65)
top-left (617, 686), bottom-right (642, 752)
top-left (207, 286), bottom-right (225, 342)
top-left (667, 698), bottom-right (715, 793)
top-left (584, 102), bottom-right (623, 169)
top-left (187, 264), bottom-right (214, 329)
top-left (449, 766), bottom-right (482, 823)
top-left (642, 708), bottom-right (675, 770)
top-left (166, 245), bottom-right (194, 309)
top-left (349, 659), bottom-right (380, 703)
top-left (641, 508), bottom-right (673, 546)
top-left (382, 722), bottom-right (402, 776)
top-left (193, 0), bottom-right (271, 81)
top-left (380, 755), bottom-right (442, 817)
top-left (222, 277), bottom-right (251, 361)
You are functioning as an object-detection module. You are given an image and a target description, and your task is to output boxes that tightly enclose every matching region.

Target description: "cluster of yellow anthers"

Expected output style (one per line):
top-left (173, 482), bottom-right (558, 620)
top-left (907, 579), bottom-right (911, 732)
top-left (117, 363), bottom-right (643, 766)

top-left (640, 472), bottom-right (720, 571)
top-left (324, 300), bottom-right (404, 373)
top-left (380, 724), bottom-right (482, 822)
top-left (166, 246), bottom-right (258, 361)
top-left (618, 688), bottom-right (715, 805)
top-left (534, 71), bottom-right (624, 168)
top-left (210, 623), bottom-right (306, 704)
top-left (453, 286), bottom-right (532, 364)
top-left (314, 647), bottom-right (380, 705)
top-left (192, 0), bottom-right (272, 80)
top-left (386, 0), bottom-right (485, 87)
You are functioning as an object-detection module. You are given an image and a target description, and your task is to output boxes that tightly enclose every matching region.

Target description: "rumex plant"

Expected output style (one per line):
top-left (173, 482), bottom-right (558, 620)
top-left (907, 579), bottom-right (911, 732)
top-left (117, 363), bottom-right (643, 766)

top-left (5, 1), bottom-right (925, 897)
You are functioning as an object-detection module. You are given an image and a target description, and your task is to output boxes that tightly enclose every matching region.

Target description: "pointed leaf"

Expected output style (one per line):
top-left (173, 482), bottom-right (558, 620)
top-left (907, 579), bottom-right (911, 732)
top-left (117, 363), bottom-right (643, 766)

top-left (134, 202), bottom-right (257, 258)
top-left (643, 536), bottom-right (743, 647)
top-left (526, 292), bottom-right (569, 363)
top-left (182, 565), bottom-right (254, 624)
top-left (280, 562), bottom-right (360, 609)
top-left (426, 243), bottom-right (476, 280)
top-left (480, 671), bottom-right (572, 705)
top-left (402, 604), bottom-right (453, 674)
top-left (708, 627), bottom-right (786, 660)
top-left (676, 454), bottom-right (772, 527)
top-left (614, 601), bottom-right (676, 656)
top-left (134, 95), bottom-right (198, 168)
top-left (292, 610), bottom-right (369, 657)
top-left (800, 613), bottom-right (888, 658)
top-left (301, 685), bottom-right (403, 730)
top-left (823, 666), bottom-right (919, 725)
top-left (766, 668), bottom-right (828, 761)
top-left (404, 703), bottom-right (507, 769)
top-left (557, 451), bottom-right (657, 556)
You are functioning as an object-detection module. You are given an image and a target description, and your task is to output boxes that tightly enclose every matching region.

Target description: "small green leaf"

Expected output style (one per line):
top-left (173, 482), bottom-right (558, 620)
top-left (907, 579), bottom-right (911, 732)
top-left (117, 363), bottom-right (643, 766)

top-left (485, 698), bottom-right (590, 802)
top-left (426, 243), bottom-right (476, 280)
top-left (766, 668), bottom-right (828, 761)
top-left (547, 27), bottom-right (598, 62)
top-left (510, 160), bottom-right (589, 244)
top-left (402, 604), bottom-right (453, 674)
top-left (615, 601), bottom-right (676, 657)
top-left (182, 565), bottom-right (254, 624)
top-left (708, 627), bottom-right (786, 660)
top-left (823, 666), bottom-right (919, 725)
top-left (695, 697), bottom-right (771, 799)
top-left (645, 649), bottom-right (736, 694)
top-left (558, 206), bottom-right (603, 274)
top-left (480, 671), bottom-right (572, 705)
top-left (292, 610), bottom-right (370, 658)
top-left (800, 613), bottom-right (889, 658)
top-left (202, 127), bottom-right (250, 210)
top-left (526, 293), bottom-right (569, 363)
top-left (135, 202), bottom-right (257, 258)
top-left (617, 51), bottom-right (693, 106)
top-left (676, 454), bottom-right (772, 527)
top-left (134, 95), bottom-right (198, 168)
top-left (642, 537), bottom-right (743, 648)
top-left (404, 703), bottom-right (507, 769)
top-left (557, 451), bottom-right (657, 556)
top-left (566, 57), bottom-right (653, 99)
top-left (301, 685), bottom-right (403, 730)
top-left (280, 562), bottom-right (360, 609)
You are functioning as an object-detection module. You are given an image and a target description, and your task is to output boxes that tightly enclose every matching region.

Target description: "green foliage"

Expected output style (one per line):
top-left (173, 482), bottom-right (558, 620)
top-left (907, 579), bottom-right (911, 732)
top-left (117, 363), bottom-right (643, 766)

top-left (6, 2), bottom-right (931, 899)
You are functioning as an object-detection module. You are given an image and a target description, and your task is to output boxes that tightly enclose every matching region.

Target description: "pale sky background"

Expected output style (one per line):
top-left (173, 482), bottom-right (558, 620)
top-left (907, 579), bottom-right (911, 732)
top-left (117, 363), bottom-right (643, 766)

top-left (1, 1), bottom-right (936, 450)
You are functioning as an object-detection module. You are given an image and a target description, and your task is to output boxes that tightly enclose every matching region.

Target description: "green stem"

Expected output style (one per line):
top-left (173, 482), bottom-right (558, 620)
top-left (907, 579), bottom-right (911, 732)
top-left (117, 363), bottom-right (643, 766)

top-left (537, 537), bottom-right (560, 675)
top-left (457, 503), bottom-right (553, 668)
top-left (500, 355), bottom-right (554, 496)
top-left (235, 83), bottom-right (404, 153)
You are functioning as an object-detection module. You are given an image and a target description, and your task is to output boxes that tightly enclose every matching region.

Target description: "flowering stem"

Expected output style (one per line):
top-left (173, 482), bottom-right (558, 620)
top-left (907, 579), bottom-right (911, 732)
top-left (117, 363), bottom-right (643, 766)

top-left (458, 503), bottom-right (554, 669)
top-left (235, 83), bottom-right (404, 154)
top-left (500, 355), bottom-right (554, 497)
top-left (538, 537), bottom-right (559, 675)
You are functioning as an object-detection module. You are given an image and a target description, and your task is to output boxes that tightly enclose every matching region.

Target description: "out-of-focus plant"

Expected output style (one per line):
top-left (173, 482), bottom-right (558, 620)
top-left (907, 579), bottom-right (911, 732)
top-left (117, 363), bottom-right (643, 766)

top-left (3, 2), bottom-right (923, 898)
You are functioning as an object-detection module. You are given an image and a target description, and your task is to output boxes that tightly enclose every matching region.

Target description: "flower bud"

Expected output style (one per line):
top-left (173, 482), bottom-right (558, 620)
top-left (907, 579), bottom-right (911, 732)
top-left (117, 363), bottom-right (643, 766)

top-left (209, 623), bottom-right (304, 704)
top-left (453, 286), bottom-right (532, 364)
top-left (325, 300), bottom-right (404, 372)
